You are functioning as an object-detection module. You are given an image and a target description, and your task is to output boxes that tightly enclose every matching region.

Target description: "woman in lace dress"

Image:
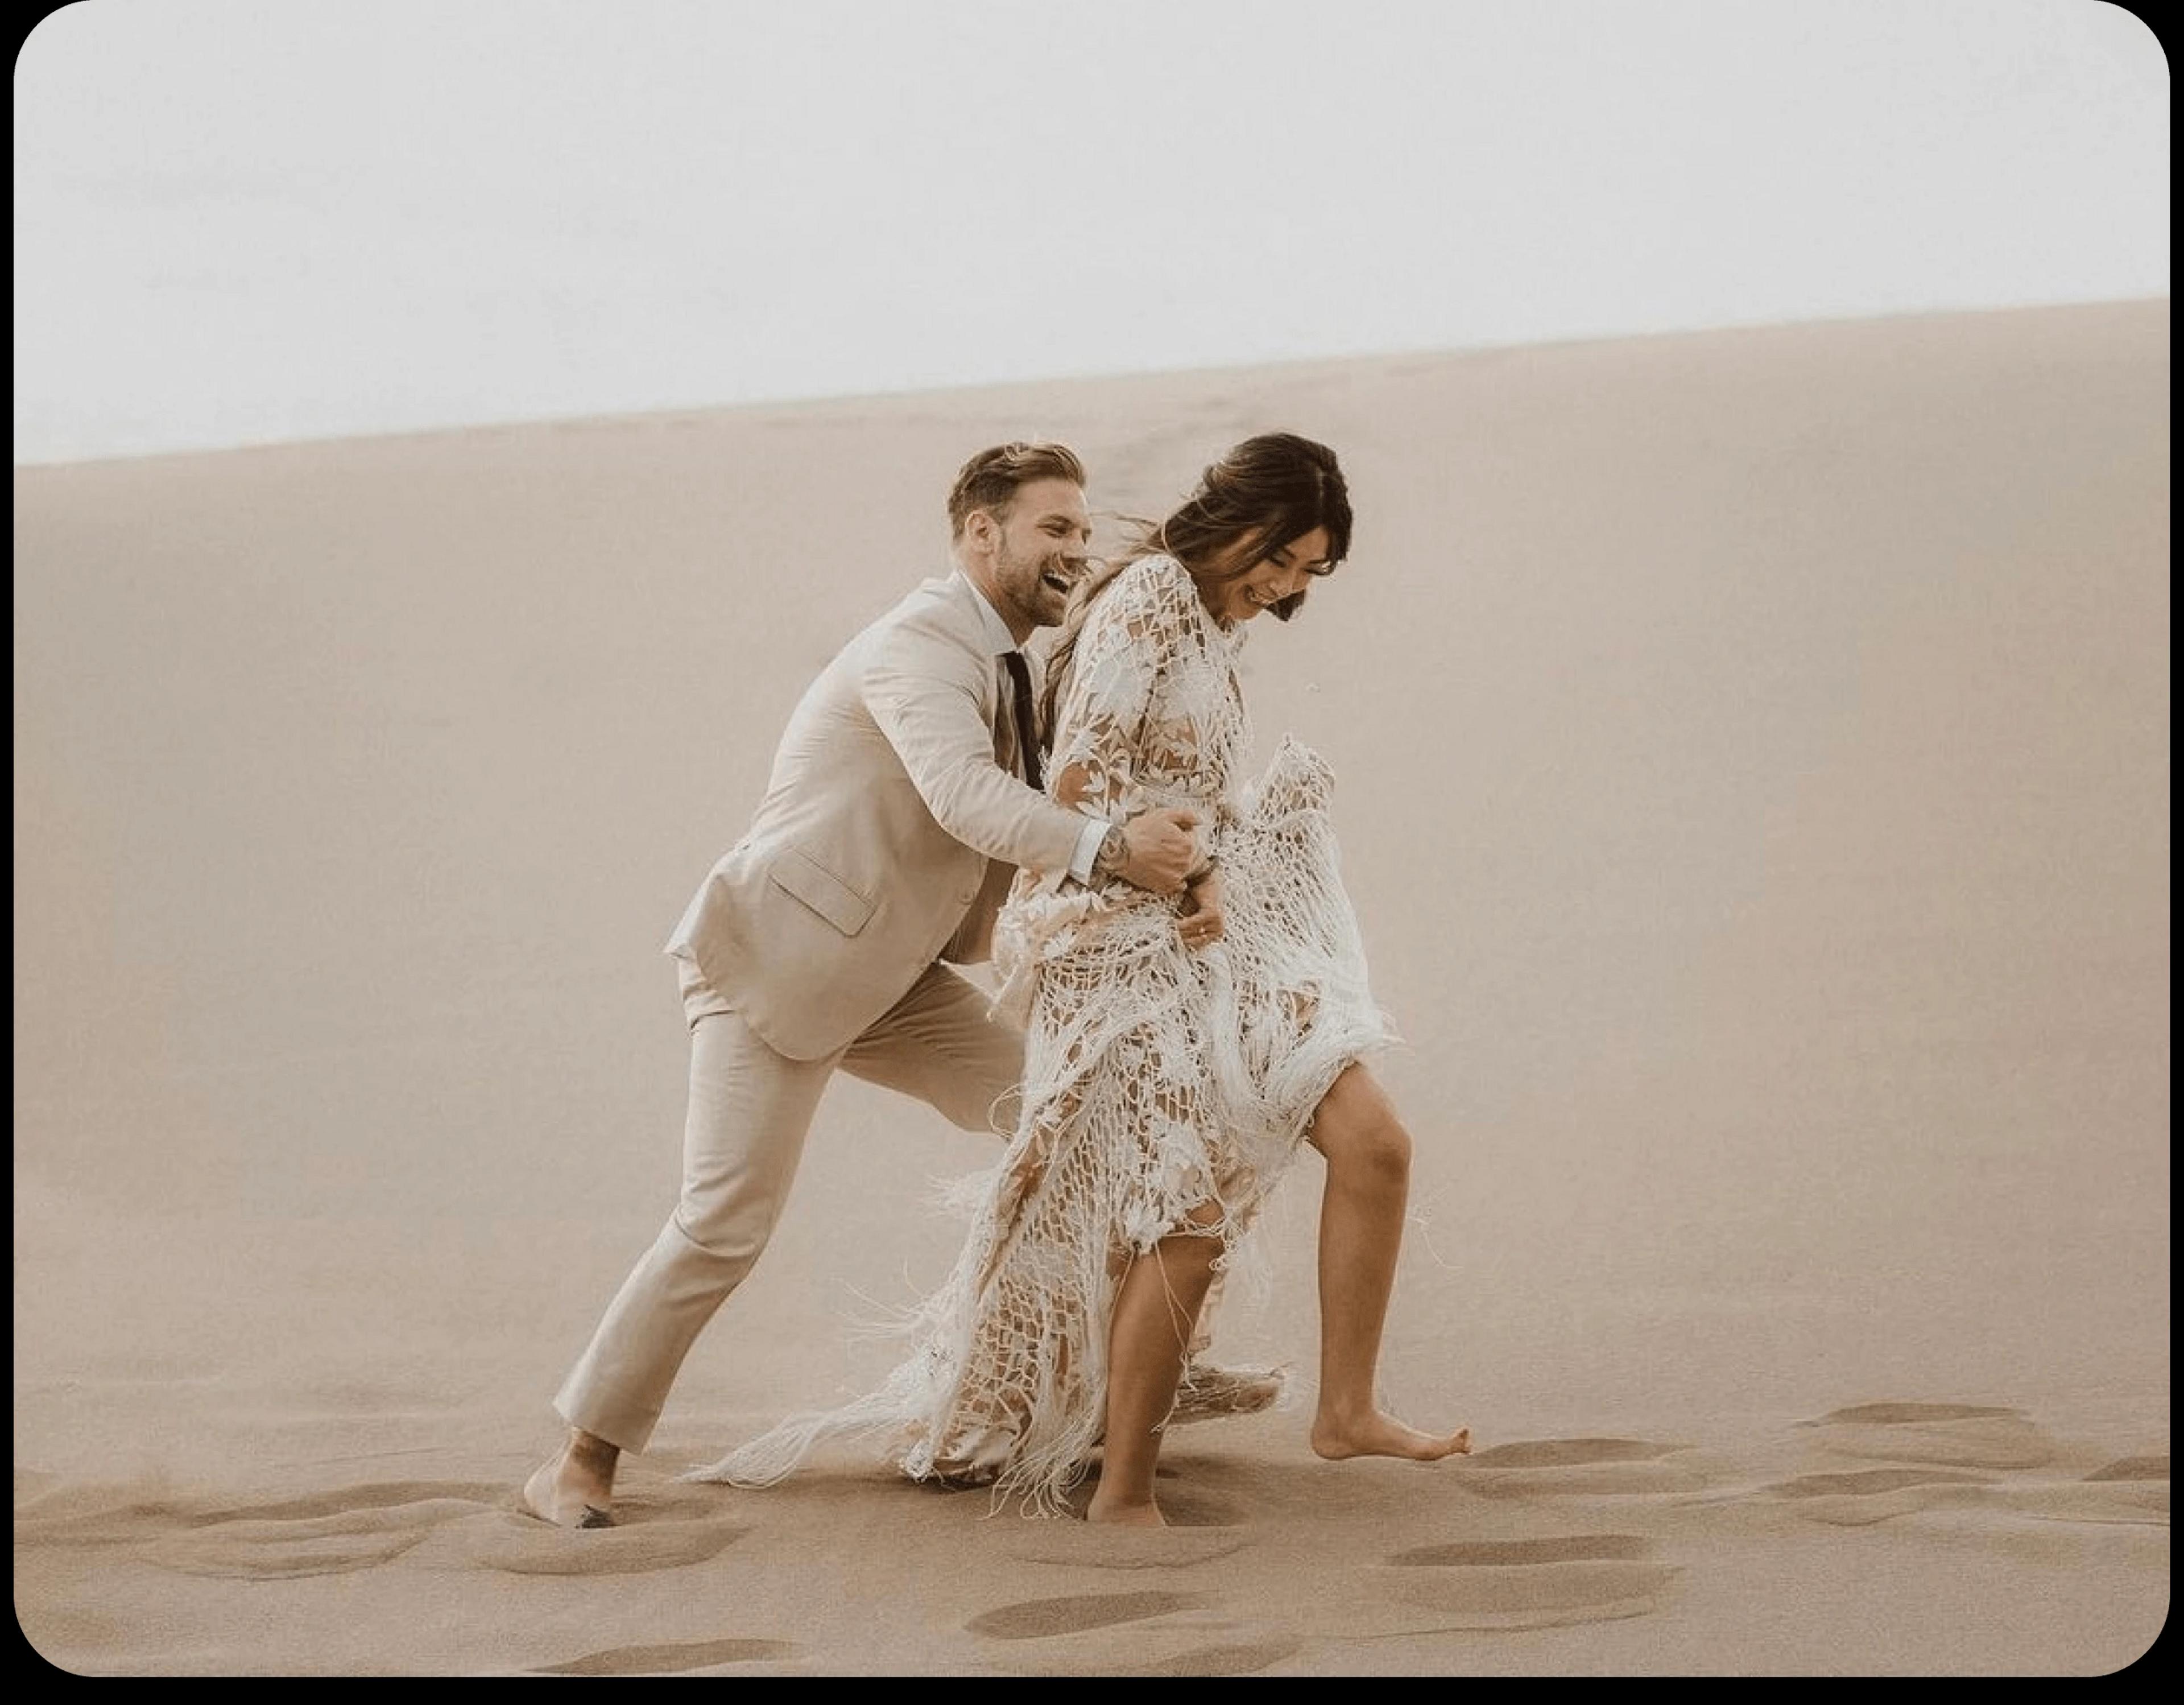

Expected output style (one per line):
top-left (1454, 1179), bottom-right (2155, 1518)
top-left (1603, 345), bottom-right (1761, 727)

top-left (693, 434), bottom-right (1467, 1523)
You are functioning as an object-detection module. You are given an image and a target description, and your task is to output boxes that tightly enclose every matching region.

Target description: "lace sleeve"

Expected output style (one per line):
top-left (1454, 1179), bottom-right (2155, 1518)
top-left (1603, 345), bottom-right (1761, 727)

top-left (990, 559), bottom-right (1196, 1015)
top-left (1046, 559), bottom-right (1183, 822)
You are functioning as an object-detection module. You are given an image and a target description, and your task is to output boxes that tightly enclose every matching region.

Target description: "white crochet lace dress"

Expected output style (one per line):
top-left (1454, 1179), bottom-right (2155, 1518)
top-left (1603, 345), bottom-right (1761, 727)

top-left (687, 554), bottom-right (1396, 1514)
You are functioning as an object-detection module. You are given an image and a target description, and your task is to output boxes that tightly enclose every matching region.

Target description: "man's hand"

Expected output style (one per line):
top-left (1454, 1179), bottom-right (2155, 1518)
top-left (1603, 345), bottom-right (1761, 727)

top-left (1177, 866), bottom-right (1225, 949)
top-left (1115, 807), bottom-right (1201, 895)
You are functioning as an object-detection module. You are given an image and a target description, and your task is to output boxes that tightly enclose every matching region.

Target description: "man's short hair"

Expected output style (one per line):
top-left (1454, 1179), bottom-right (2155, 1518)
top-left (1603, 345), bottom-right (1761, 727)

top-left (947, 441), bottom-right (1086, 539)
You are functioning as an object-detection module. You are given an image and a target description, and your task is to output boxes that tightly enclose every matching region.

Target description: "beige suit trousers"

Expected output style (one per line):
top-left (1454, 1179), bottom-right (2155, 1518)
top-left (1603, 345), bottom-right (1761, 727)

top-left (555, 953), bottom-right (1025, 1455)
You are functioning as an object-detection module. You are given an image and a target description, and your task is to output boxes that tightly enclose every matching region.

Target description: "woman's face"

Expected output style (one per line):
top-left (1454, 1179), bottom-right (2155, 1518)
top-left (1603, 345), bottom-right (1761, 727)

top-left (1207, 527), bottom-right (1335, 624)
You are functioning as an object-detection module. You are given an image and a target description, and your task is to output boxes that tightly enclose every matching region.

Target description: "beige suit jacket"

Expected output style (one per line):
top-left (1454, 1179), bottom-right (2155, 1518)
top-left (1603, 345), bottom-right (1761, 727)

top-left (665, 571), bottom-right (1093, 1061)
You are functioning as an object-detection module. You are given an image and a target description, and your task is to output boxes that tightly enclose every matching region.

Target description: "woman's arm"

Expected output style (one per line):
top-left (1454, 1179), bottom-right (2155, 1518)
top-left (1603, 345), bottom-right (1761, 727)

top-left (1048, 560), bottom-right (1213, 890)
top-left (1047, 564), bottom-right (1169, 824)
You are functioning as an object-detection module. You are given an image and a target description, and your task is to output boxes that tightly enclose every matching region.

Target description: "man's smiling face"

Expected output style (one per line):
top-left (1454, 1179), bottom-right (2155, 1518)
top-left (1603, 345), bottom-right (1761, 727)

top-left (984, 477), bottom-right (1093, 633)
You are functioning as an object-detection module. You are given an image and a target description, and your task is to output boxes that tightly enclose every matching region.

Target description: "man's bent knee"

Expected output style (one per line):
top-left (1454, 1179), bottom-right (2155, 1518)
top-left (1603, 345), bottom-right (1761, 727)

top-left (673, 1182), bottom-right (789, 1268)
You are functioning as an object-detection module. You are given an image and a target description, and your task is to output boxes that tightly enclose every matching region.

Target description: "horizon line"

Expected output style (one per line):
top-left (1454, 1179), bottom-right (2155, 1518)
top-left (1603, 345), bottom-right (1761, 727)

top-left (14, 292), bottom-right (2167, 474)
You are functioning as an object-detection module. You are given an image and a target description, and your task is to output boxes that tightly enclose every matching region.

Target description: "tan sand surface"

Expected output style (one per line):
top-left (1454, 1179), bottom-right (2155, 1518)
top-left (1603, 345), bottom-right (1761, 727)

top-left (14, 299), bottom-right (2168, 1674)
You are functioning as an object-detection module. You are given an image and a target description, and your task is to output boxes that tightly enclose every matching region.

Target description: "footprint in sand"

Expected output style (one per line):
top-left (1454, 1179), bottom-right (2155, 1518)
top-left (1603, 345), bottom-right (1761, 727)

top-left (998, 1464), bottom-right (1252, 1568)
top-left (967, 1590), bottom-right (1298, 1675)
top-left (968, 1590), bottom-right (1203, 1640)
top-left (999, 1637), bottom-right (1301, 1678)
top-left (1458, 1438), bottom-right (1707, 1498)
top-left (1755, 1465), bottom-right (1997, 1526)
top-left (1751, 1430), bottom-right (2166, 1529)
top-left (462, 1509), bottom-right (752, 1576)
top-left (185, 1480), bottom-right (508, 1525)
top-left (1000, 1526), bottom-right (1251, 1570)
top-left (1371, 1533), bottom-right (1681, 1630)
top-left (2084, 1454), bottom-right (2168, 1483)
top-left (1113, 1638), bottom-right (1300, 1677)
top-left (150, 1492), bottom-right (491, 1579)
top-left (1979, 1455), bottom-right (2170, 1527)
top-left (2077, 1455), bottom-right (2169, 1520)
top-left (1797, 1402), bottom-right (2055, 1470)
top-left (144, 1477), bottom-right (748, 1580)
top-left (530, 1637), bottom-right (794, 1676)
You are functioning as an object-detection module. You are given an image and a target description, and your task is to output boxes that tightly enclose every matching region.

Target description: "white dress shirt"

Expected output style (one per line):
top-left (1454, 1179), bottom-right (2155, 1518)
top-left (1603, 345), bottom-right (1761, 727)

top-left (957, 572), bottom-right (1111, 885)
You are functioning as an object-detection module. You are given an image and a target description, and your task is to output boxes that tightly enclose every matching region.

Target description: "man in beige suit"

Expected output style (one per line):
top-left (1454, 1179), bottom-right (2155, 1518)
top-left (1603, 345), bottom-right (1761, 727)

top-left (524, 443), bottom-right (1236, 1527)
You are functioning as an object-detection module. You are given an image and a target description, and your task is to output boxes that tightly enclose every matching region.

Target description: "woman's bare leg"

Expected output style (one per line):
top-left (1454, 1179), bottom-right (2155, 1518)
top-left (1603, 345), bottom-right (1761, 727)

top-left (1087, 1211), bottom-right (1225, 1526)
top-left (1305, 1064), bottom-right (1470, 1461)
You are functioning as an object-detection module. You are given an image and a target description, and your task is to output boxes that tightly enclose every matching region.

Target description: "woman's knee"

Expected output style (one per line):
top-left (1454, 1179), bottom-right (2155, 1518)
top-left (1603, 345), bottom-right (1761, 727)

top-left (1350, 1119), bottom-right (1412, 1193)
top-left (1316, 1072), bottom-right (1412, 1187)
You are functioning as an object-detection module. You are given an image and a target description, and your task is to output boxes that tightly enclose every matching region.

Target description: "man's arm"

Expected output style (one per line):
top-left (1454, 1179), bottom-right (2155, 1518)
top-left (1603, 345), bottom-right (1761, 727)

top-left (864, 625), bottom-right (1198, 893)
top-left (862, 629), bottom-right (1091, 878)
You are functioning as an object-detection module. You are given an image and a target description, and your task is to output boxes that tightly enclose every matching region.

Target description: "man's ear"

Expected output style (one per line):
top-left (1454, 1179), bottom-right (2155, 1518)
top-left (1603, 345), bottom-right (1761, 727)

top-left (962, 507), bottom-right (997, 553)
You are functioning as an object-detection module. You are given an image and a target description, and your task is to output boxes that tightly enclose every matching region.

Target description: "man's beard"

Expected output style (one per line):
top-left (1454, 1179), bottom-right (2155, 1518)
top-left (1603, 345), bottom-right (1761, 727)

top-left (998, 542), bottom-right (1070, 629)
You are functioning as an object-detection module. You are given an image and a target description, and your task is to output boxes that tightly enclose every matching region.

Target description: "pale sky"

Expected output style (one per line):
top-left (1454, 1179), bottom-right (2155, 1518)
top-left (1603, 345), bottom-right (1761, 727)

top-left (12, 0), bottom-right (2169, 464)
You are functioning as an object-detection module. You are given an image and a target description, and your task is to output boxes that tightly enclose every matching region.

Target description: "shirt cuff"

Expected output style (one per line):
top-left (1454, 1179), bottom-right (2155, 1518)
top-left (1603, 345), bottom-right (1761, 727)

top-left (1068, 817), bottom-right (1111, 885)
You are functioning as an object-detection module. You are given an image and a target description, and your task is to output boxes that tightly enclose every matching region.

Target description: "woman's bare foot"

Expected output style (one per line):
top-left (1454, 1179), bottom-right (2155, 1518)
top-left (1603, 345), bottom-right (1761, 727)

top-left (1310, 1409), bottom-right (1471, 1462)
top-left (519, 1430), bottom-right (621, 1528)
top-left (1085, 1491), bottom-right (1168, 1528)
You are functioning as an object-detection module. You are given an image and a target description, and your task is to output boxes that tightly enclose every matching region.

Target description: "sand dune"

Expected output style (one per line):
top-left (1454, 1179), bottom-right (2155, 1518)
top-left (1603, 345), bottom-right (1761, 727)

top-left (14, 300), bottom-right (2168, 1674)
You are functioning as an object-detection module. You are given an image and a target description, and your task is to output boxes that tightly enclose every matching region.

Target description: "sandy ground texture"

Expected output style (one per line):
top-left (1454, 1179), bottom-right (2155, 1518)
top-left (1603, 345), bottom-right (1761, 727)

top-left (14, 299), bottom-right (2168, 1674)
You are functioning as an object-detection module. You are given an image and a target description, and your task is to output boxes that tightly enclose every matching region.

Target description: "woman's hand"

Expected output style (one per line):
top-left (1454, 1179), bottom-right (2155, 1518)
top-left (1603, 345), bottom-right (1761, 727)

top-left (1177, 866), bottom-right (1225, 949)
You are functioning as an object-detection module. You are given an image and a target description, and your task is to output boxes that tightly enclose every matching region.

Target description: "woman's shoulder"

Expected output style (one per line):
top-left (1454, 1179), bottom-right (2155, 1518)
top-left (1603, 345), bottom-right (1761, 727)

top-left (1109, 552), bottom-right (1206, 622)
top-left (1076, 554), bottom-right (1212, 667)
top-left (1122, 550), bottom-right (1193, 590)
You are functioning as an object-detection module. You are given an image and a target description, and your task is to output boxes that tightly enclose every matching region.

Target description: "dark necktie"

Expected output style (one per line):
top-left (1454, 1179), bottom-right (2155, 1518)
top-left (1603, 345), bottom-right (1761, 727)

top-left (1001, 650), bottom-right (1044, 792)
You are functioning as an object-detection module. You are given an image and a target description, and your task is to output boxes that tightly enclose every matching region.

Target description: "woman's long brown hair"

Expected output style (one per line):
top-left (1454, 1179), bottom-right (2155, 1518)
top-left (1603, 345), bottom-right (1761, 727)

top-left (1040, 432), bottom-right (1352, 733)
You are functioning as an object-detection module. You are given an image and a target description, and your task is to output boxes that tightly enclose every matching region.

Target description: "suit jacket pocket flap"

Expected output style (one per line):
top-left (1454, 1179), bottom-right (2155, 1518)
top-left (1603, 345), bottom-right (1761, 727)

top-left (769, 847), bottom-right (876, 937)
